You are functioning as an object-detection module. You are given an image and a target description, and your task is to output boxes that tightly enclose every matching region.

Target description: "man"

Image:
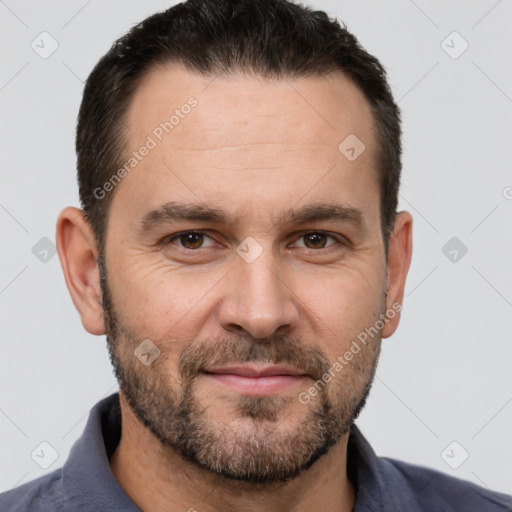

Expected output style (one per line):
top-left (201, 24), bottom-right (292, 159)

top-left (2, 0), bottom-right (511, 510)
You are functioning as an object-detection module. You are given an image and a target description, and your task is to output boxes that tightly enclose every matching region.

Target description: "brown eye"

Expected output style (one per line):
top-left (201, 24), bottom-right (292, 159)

top-left (302, 232), bottom-right (330, 249)
top-left (179, 232), bottom-right (204, 249)
top-left (290, 231), bottom-right (344, 250)
top-left (169, 231), bottom-right (215, 249)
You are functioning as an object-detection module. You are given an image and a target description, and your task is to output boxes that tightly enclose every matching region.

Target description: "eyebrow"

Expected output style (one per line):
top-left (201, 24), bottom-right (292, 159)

top-left (136, 200), bottom-right (365, 234)
top-left (276, 202), bottom-right (364, 229)
top-left (137, 202), bottom-right (229, 233)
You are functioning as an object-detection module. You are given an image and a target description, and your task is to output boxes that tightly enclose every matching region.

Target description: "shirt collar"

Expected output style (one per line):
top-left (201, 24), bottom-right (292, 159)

top-left (62, 392), bottom-right (404, 511)
top-left (61, 392), bottom-right (140, 511)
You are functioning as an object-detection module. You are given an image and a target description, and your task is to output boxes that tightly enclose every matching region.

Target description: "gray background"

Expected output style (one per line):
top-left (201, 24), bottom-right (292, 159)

top-left (1, 0), bottom-right (511, 496)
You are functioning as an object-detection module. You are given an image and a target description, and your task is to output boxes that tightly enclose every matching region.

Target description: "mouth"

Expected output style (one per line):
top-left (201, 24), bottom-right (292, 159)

top-left (201, 364), bottom-right (309, 395)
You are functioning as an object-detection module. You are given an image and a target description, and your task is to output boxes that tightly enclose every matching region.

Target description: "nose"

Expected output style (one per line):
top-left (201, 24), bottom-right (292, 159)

top-left (218, 250), bottom-right (300, 340)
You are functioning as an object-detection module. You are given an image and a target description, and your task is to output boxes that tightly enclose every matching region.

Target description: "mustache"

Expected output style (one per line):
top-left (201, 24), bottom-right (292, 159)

top-left (178, 334), bottom-right (331, 383)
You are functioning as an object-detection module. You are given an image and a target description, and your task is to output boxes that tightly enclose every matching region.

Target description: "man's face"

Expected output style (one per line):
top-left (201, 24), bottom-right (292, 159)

top-left (101, 65), bottom-right (389, 483)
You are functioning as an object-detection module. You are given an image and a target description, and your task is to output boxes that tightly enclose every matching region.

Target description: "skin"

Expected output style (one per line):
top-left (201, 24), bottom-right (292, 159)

top-left (56, 65), bottom-right (413, 512)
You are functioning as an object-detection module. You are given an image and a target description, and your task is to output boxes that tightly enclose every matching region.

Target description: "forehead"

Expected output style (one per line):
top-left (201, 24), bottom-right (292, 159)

top-left (114, 64), bottom-right (380, 231)
top-left (125, 64), bottom-right (376, 153)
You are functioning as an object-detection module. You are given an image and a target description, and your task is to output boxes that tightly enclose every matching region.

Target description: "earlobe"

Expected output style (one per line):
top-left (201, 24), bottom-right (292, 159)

top-left (56, 207), bottom-right (106, 335)
top-left (382, 210), bottom-right (413, 339)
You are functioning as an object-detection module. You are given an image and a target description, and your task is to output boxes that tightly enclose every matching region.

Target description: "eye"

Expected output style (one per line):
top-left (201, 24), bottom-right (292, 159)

top-left (292, 232), bottom-right (341, 249)
top-left (167, 231), bottom-right (216, 250)
top-left (163, 230), bottom-right (347, 252)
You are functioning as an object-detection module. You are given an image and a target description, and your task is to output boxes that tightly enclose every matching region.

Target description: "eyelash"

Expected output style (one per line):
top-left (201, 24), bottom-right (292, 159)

top-left (164, 230), bottom-right (350, 251)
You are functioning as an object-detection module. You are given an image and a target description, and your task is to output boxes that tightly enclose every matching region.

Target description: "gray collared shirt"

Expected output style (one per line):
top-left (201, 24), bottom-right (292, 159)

top-left (1, 393), bottom-right (511, 511)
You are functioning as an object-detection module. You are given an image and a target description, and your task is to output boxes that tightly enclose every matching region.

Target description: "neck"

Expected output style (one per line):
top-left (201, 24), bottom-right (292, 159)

top-left (110, 392), bottom-right (356, 512)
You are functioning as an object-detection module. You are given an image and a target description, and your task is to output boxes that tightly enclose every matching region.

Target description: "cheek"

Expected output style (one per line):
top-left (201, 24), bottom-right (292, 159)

top-left (107, 254), bottom-right (228, 341)
top-left (107, 236), bottom-right (386, 351)
top-left (303, 267), bottom-right (385, 357)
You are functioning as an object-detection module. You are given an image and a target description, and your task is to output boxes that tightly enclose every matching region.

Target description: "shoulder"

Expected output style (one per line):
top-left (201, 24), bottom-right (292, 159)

top-left (379, 456), bottom-right (512, 511)
top-left (0, 469), bottom-right (63, 512)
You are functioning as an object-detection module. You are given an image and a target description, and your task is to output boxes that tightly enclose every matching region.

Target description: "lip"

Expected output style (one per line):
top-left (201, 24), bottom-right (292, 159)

top-left (201, 364), bottom-right (309, 396)
top-left (204, 364), bottom-right (307, 378)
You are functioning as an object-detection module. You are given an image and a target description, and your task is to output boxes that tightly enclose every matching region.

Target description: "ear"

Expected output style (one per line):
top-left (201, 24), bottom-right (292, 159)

top-left (56, 207), bottom-right (106, 335)
top-left (382, 210), bottom-right (413, 339)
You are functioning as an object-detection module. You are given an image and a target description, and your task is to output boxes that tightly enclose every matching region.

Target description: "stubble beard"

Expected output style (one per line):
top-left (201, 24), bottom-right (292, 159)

top-left (98, 254), bottom-right (382, 484)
